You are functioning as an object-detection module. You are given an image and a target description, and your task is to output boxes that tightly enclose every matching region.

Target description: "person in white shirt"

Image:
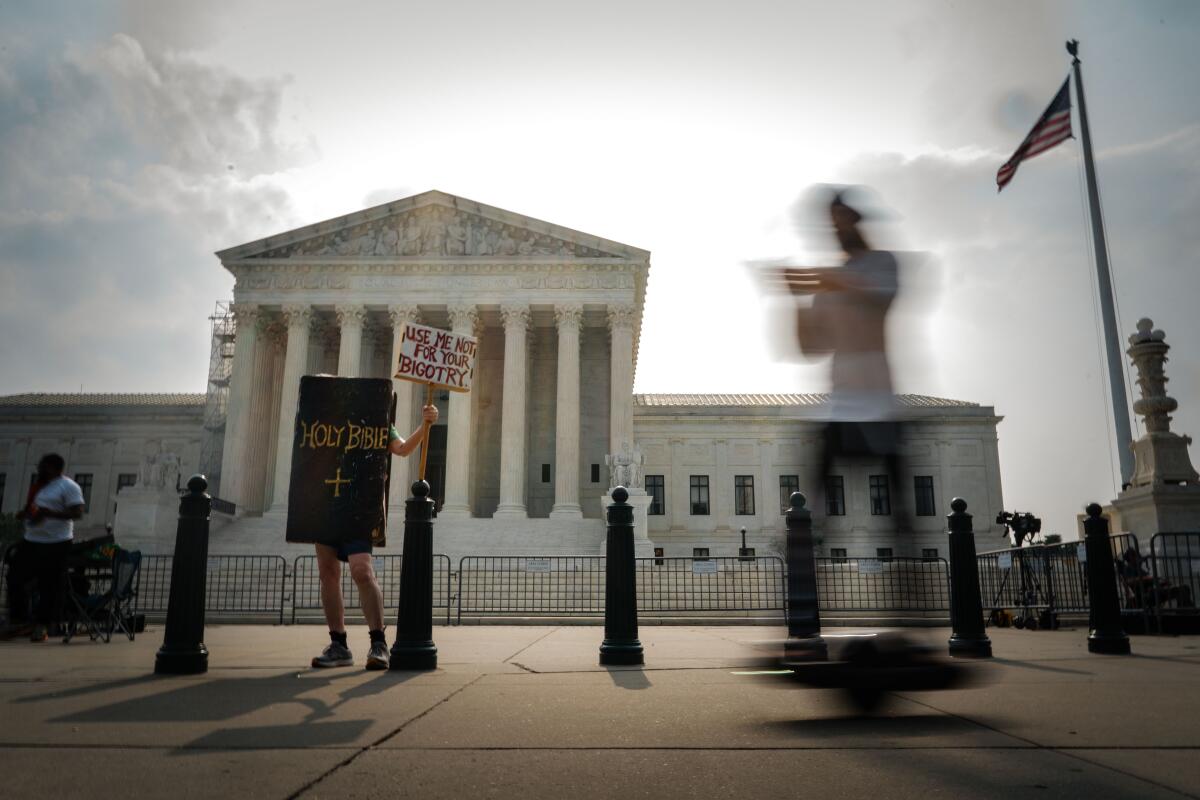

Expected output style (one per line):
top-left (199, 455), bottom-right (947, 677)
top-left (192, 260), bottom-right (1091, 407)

top-left (4, 453), bottom-right (85, 641)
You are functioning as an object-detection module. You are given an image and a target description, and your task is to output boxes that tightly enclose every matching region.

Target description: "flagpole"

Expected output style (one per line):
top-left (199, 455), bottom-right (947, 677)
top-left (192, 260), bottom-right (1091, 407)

top-left (1068, 38), bottom-right (1135, 487)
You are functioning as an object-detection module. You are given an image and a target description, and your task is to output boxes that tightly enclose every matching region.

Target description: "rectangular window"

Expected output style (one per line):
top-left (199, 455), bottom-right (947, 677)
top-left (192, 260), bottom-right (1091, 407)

top-left (689, 475), bottom-right (710, 515)
top-left (75, 473), bottom-right (94, 513)
top-left (0, 473), bottom-right (5, 514)
top-left (645, 475), bottom-right (665, 515)
top-left (590, 463), bottom-right (600, 483)
top-left (779, 475), bottom-right (799, 513)
top-left (692, 547), bottom-right (710, 560)
top-left (830, 547), bottom-right (848, 563)
top-left (734, 475), bottom-right (755, 515)
top-left (653, 547), bottom-right (664, 566)
top-left (117, 473), bottom-right (137, 492)
top-left (876, 547), bottom-right (894, 563)
top-left (825, 476), bottom-right (845, 516)
top-left (914, 475), bottom-right (936, 516)
top-left (921, 548), bottom-right (939, 561)
top-left (869, 475), bottom-right (891, 516)
top-left (541, 463), bottom-right (551, 483)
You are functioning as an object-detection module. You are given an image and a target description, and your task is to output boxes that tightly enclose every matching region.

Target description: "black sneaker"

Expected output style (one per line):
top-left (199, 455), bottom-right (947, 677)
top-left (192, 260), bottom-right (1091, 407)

top-left (365, 640), bottom-right (389, 670)
top-left (311, 641), bottom-right (353, 668)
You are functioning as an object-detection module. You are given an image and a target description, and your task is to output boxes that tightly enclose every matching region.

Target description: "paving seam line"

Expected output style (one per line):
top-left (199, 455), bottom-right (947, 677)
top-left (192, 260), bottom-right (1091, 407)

top-left (894, 693), bottom-right (1200, 800)
top-left (501, 626), bottom-right (560, 664)
top-left (283, 673), bottom-right (484, 800)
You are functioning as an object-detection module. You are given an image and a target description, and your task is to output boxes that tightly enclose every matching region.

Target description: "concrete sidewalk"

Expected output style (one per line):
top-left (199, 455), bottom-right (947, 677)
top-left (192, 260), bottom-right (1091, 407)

top-left (1, 624), bottom-right (1198, 799)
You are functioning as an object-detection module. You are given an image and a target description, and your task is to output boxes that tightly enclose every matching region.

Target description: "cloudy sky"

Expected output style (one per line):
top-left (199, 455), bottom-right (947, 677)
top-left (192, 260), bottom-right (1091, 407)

top-left (2, 0), bottom-right (1197, 537)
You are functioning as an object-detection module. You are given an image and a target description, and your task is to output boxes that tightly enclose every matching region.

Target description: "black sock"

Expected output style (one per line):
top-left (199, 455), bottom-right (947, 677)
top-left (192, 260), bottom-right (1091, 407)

top-left (368, 628), bottom-right (386, 644)
top-left (330, 630), bottom-right (348, 647)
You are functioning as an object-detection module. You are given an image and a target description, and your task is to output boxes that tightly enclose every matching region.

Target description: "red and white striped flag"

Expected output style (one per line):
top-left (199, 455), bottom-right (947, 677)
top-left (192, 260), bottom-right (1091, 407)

top-left (997, 78), bottom-right (1073, 191)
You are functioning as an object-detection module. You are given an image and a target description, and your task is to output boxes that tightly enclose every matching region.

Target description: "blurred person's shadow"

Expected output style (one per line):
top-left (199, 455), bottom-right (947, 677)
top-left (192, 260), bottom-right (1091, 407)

top-left (759, 711), bottom-right (1004, 739)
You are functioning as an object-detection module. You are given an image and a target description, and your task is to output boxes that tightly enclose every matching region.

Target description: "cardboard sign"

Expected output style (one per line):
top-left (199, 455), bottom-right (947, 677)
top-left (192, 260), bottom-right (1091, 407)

top-left (394, 321), bottom-right (478, 392)
top-left (286, 376), bottom-right (393, 547)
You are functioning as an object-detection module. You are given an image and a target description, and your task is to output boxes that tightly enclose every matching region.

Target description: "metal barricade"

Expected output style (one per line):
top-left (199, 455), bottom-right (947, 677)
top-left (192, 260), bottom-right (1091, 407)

top-left (291, 553), bottom-right (452, 625)
top-left (139, 554), bottom-right (287, 623)
top-left (457, 555), bottom-right (605, 620)
top-left (814, 557), bottom-right (950, 611)
top-left (635, 556), bottom-right (787, 618)
top-left (1147, 533), bottom-right (1200, 632)
top-left (978, 533), bottom-right (1142, 627)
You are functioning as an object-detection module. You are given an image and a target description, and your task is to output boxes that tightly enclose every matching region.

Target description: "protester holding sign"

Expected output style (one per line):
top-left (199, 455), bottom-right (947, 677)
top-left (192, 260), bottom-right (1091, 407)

top-left (286, 376), bottom-right (438, 670)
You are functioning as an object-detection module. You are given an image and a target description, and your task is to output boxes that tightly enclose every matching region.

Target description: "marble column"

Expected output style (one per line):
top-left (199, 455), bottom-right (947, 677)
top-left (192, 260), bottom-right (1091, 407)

top-left (243, 323), bottom-right (282, 514)
top-left (268, 304), bottom-right (312, 514)
top-left (388, 305), bottom-right (421, 507)
top-left (669, 438), bottom-right (688, 531)
top-left (441, 305), bottom-right (480, 518)
top-left (495, 305), bottom-right (530, 518)
top-left (607, 305), bottom-right (636, 461)
top-left (219, 303), bottom-right (261, 508)
top-left (551, 304), bottom-right (583, 518)
top-left (259, 328), bottom-right (287, 512)
top-left (6, 438), bottom-right (31, 514)
top-left (336, 304), bottom-right (367, 377)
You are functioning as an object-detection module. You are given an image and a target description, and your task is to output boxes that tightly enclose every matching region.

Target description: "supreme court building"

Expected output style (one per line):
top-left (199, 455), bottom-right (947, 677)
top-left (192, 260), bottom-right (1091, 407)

top-left (0, 191), bottom-right (1005, 559)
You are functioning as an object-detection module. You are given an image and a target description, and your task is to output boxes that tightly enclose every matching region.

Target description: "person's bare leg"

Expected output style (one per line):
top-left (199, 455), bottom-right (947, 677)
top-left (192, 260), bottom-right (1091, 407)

top-left (315, 544), bottom-right (345, 633)
top-left (347, 553), bottom-right (384, 632)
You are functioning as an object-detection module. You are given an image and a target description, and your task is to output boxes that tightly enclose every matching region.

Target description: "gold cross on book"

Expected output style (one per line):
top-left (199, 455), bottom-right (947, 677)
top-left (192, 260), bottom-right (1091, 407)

top-left (324, 467), bottom-right (351, 497)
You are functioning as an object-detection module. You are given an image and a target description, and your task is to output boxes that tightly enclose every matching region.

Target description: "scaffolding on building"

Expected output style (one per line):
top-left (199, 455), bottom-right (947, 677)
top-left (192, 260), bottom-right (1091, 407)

top-left (198, 300), bottom-right (236, 498)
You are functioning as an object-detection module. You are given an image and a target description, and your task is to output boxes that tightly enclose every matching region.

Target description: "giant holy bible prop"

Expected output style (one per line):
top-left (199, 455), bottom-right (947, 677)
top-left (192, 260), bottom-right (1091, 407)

top-left (285, 376), bottom-right (393, 546)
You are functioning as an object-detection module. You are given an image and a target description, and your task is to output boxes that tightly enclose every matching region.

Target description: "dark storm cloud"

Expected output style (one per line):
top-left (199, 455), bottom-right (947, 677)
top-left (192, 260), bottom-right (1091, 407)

top-left (0, 10), bottom-right (307, 393)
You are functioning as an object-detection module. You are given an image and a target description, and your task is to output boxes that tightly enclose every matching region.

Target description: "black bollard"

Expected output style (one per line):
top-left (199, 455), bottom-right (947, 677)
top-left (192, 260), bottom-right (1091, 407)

top-left (946, 498), bottom-right (992, 658)
top-left (785, 492), bottom-right (827, 660)
top-left (390, 480), bottom-right (437, 670)
top-left (155, 474), bottom-right (211, 675)
top-left (1083, 503), bottom-right (1131, 654)
top-left (600, 486), bottom-right (644, 666)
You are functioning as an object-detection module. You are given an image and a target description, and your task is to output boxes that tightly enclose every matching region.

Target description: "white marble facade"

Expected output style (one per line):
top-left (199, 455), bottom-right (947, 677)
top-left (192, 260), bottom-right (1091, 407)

top-left (214, 191), bottom-right (648, 529)
top-left (0, 395), bottom-right (205, 536)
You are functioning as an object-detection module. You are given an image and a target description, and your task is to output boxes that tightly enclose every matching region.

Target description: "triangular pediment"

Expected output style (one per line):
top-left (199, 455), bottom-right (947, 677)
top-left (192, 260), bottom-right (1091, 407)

top-left (216, 190), bottom-right (647, 262)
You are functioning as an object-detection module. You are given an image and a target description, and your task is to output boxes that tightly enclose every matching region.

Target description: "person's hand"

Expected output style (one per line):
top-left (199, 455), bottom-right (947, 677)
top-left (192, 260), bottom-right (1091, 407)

top-left (421, 404), bottom-right (439, 425)
top-left (29, 505), bottom-right (45, 523)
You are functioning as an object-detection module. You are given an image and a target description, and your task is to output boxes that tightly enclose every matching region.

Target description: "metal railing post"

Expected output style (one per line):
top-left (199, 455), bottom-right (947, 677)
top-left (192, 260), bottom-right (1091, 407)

top-left (390, 480), bottom-right (437, 670)
top-left (947, 498), bottom-right (992, 658)
top-left (600, 487), bottom-right (644, 665)
top-left (785, 492), bottom-right (827, 658)
top-left (1083, 503), bottom-right (1131, 654)
top-left (155, 475), bottom-right (211, 675)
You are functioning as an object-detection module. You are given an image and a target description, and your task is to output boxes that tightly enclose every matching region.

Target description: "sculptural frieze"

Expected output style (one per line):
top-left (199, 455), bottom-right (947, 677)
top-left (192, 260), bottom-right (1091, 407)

top-left (246, 205), bottom-right (622, 260)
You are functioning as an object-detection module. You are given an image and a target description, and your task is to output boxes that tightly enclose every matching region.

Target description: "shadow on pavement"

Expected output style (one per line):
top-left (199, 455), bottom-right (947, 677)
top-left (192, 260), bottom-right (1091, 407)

top-left (758, 711), bottom-right (1001, 739)
top-left (605, 667), bottom-right (652, 690)
top-left (15, 669), bottom-right (422, 750)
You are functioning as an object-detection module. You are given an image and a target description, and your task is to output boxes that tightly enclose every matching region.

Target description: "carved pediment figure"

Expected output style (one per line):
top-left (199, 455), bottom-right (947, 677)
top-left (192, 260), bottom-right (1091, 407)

top-left (400, 216), bottom-right (422, 256)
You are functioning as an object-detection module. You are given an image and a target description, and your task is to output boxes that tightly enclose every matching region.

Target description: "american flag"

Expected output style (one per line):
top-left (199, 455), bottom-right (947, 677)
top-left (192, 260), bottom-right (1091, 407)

top-left (997, 78), bottom-right (1073, 191)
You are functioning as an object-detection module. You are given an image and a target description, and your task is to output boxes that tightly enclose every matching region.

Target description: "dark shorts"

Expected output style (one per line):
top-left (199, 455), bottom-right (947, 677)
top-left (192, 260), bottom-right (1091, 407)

top-left (318, 540), bottom-right (373, 563)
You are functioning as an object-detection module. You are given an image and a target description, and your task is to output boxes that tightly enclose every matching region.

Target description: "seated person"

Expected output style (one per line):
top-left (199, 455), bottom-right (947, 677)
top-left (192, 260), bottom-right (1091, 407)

top-left (1118, 548), bottom-right (1193, 609)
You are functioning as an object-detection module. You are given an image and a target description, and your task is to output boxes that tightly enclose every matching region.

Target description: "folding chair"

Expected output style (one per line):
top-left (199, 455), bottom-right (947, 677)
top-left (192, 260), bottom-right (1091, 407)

top-left (62, 549), bottom-right (141, 644)
top-left (105, 549), bottom-right (142, 641)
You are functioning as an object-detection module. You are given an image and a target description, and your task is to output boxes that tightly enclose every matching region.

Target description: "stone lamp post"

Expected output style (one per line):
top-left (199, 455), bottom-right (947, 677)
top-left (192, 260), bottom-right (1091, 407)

top-left (1110, 318), bottom-right (1200, 537)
